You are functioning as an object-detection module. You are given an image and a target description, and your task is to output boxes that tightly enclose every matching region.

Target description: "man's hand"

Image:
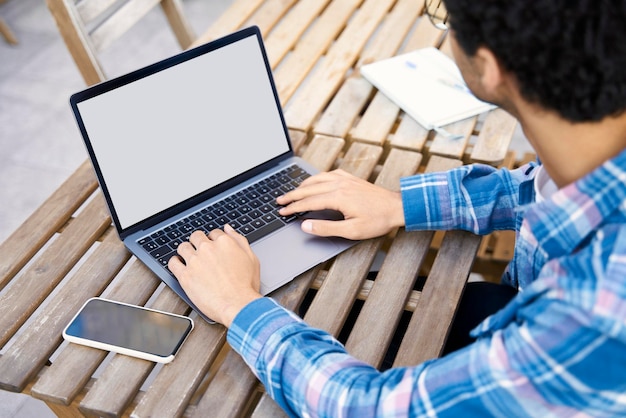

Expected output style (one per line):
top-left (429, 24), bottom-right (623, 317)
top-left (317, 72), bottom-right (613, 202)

top-left (168, 225), bottom-right (262, 327)
top-left (277, 169), bottom-right (405, 240)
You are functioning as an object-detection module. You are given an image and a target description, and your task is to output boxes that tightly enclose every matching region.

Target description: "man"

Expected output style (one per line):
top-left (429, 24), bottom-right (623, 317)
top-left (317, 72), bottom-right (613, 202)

top-left (169, 0), bottom-right (626, 415)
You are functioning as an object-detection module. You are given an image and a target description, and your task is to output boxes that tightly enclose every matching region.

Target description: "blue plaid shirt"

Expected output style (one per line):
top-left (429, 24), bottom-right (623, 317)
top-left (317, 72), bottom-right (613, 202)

top-left (228, 148), bottom-right (626, 417)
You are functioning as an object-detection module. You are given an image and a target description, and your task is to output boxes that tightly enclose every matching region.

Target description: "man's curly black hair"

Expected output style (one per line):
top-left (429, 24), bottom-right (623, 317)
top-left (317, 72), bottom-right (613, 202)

top-left (443, 0), bottom-right (626, 122)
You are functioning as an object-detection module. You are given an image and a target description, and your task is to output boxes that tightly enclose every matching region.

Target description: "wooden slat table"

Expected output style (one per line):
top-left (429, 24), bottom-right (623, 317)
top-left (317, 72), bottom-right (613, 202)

top-left (0, 1), bottom-right (524, 416)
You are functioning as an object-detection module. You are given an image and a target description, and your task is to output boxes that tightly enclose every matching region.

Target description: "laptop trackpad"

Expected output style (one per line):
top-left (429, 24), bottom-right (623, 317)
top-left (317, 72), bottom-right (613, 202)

top-left (252, 225), bottom-right (341, 295)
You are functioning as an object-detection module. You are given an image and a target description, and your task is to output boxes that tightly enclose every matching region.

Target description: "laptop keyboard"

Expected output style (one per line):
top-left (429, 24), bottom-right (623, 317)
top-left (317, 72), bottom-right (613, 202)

top-left (138, 164), bottom-right (311, 270)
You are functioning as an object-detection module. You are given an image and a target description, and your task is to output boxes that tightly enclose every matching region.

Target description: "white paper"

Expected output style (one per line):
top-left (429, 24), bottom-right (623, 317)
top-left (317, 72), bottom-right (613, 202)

top-left (360, 47), bottom-right (495, 130)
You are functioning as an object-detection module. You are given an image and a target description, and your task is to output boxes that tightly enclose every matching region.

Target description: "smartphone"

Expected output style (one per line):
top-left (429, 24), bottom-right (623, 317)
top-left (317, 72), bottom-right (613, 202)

top-left (63, 297), bottom-right (194, 363)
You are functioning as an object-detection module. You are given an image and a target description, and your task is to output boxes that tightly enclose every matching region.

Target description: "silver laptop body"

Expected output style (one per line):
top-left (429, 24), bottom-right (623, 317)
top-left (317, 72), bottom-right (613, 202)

top-left (70, 26), bottom-right (355, 323)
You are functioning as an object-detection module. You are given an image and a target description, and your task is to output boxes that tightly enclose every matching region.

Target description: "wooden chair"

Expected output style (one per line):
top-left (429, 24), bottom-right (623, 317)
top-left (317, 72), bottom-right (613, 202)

top-left (46, 0), bottom-right (196, 86)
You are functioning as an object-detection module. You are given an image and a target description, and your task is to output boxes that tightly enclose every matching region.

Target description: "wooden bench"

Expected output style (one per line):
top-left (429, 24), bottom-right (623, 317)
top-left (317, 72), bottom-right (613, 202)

top-left (0, 1), bottom-right (529, 416)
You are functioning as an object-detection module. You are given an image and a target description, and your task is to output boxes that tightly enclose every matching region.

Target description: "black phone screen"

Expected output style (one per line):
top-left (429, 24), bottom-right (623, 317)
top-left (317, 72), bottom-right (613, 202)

top-left (64, 298), bottom-right (193, 358)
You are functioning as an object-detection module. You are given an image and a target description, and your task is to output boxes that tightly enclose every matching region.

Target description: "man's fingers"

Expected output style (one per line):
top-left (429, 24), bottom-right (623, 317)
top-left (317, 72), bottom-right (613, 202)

top-left (224, 224), bottom-right (246, 244)
top-left (277, 171), bottom-right (346, 205)
top-left (189, 230), bottom-right (208, 247)
top-left (177, 241), bottom-right (196, 257)
top-left (209, 226), bottom-right (230, 240)
top-left (279, 191), bottom-right (342, 216)
top-left (168, 255), bottom-right (185, 276)
top-left (301, 218), bottom-right (359, 239)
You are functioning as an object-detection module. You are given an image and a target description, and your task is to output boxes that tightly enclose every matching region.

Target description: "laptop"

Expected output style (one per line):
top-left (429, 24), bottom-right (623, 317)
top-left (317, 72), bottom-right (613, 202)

top-left (70, 26), bottom-right (355, 323)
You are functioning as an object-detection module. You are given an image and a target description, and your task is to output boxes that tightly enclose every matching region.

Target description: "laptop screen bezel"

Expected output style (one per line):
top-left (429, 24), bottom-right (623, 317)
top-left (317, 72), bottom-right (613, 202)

top-left (70, 26), bottom-right (294, 239)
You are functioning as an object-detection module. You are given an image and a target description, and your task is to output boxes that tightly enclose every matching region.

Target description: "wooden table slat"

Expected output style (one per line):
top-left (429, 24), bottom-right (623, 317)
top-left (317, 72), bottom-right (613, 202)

top-left (288, 128), bottom-right (308, 153)
top-left (394, 230), bottom-right (481, 366)
top-left (346, 157), bottom-right (460, 366)
top-left (0, 230), bottom-right (129, 393)
top-left (274, 0), bottom-right (363, 105)
top-left (300, 134), bottom-right (345, 172)
top-left (264, 0), bottom-right (331, 68)
top-left (250, 394), bottom-right (289, 418)
top-left (31, 261), bottom-right (162, 406)
top-left (343, 149), bottom-right (427, 366)
top-left (402, 13), bottom-right (446, 52)
top-left (242, 0), bottom-right (297, 38)
top-left (132, 319), bottom-right (227, 418)
top-left (79, 287), bottom-right (191, 417)
top-left (192, 349), bottom-right (259, 418)
top-left (313, 76), bottom-right (373, 139)
top-left (0, 160), bottom-right (97, 290)
top-left (355, 0), bottom-right (422, 67)
top-left (0, 193), bottom-right (110, 348)
top-left (337, 141), bottom-right (383, 178)
top-left (351, 6), bottom-right (453, 147)
top-left (345, 229), bottom-right (432, 366)
top-left (350, 91), bottom-right (400, 146)
top-left (284, 0), bottom-right (395, 131)
top-left (389, 114), bottom-right (430, 152)
top-left (428, 116), bottom-right (477, 159)
top-left (344, 154), bottom-right (461, 367)
top-left (470, 108), bottom-right (518, 165)
top-left (252, 144), bottom-right (411, 416)
top-left (373, 148), bottom-right (422, 192)
top-left (192, 268), bottom-right (318, 418)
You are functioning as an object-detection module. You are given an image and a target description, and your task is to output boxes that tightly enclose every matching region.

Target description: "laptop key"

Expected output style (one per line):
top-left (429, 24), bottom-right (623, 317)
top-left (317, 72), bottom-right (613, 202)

top-left (244, 219), bottom-right (284, 244)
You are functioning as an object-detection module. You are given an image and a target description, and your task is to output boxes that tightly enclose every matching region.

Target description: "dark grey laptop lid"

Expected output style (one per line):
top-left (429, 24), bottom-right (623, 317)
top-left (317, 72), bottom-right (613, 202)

top-left (70, 26), bottom-right (294, 239)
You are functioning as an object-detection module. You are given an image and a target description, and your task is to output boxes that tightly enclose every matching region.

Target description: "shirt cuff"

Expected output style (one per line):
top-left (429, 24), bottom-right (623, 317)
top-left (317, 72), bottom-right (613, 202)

top-left (400, 171), bottom-right (451, 230)
top-left (227, 297), bottom-right (302, 373)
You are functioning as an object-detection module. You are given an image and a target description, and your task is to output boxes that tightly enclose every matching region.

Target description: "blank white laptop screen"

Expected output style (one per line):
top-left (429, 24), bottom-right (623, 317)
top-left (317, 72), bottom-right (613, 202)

top-left (76, 35), bottom-right (289, 230)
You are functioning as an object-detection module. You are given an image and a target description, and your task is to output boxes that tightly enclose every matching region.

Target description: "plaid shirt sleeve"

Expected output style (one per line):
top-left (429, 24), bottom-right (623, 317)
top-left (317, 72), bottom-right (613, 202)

top-left (228, 289), bottom-right (626, 417)
top-left (400, 163), bottom-right (536, 233)
top-left (225, 157), bottom-right (626, 416)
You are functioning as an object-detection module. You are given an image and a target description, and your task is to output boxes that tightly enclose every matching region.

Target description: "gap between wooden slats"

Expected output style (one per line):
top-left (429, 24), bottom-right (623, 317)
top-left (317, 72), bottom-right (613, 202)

top-left (31, 261), bottom-right (162, 406)
top-left (0, 193), bottom-right (110, 350)
top-left (78, 286), bottom-right (191, 417)
top-left (0, 160), bottom-right (97, 290)
top-left (0, 229), bottom-right (129, 393)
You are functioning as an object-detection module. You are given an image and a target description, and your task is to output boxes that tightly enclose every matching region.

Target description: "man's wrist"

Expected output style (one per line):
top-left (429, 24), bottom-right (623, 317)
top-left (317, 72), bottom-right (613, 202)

top-left (221, 291), bottom-right (263, 328)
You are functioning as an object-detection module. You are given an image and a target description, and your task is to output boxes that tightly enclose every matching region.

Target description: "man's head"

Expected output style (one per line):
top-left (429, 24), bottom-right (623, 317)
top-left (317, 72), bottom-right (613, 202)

top-left (442, 0), bottom-right (626, 122)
